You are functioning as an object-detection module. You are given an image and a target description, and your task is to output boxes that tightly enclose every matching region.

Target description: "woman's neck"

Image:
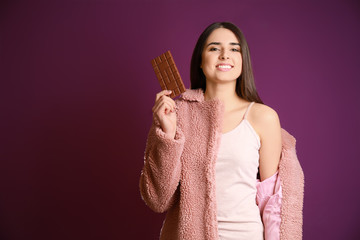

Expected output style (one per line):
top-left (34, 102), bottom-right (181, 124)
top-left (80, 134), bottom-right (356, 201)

top-left (204, 81), bottom-right (245, 112)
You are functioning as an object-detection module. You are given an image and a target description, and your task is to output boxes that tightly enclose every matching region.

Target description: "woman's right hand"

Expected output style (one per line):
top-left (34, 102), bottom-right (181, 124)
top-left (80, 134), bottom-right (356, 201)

top-left (152, 90), bottom-right (177, 139)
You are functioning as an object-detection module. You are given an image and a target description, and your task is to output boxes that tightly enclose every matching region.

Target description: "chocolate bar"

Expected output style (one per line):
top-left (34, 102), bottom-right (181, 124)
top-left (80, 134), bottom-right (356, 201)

top-left (151, 50), bottom-right (186, 98)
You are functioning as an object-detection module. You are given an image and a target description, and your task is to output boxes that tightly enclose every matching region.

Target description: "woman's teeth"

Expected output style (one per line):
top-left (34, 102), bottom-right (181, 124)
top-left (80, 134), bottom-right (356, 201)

top-left (217, 65), bottom-right (231, 69)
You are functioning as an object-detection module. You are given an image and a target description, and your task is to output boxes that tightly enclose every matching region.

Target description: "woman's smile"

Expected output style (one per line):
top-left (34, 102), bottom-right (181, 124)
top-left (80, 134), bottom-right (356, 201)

top-left (216, 64), bottom-right (233, 72)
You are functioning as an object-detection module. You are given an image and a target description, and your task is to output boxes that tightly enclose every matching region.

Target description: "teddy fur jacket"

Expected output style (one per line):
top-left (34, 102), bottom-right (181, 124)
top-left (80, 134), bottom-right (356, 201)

top-left (139, 89), bottom-right (304, 240)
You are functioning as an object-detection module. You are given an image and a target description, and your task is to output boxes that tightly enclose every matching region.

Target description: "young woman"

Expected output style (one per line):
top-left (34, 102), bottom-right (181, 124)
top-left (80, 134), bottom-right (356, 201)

top-left (140, 22), bottom-right (304, 240)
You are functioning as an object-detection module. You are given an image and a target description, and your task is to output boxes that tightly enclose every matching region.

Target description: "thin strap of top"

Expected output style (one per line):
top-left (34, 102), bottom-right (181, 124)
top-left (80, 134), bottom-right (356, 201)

top-left (243, 102), bottom-right (255, 120)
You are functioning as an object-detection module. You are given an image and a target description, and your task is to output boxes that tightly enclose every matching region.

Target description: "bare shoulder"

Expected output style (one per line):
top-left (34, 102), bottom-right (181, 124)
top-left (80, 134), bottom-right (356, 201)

top-left (247, 102), bottom-right (281, 138)
top-left (250, 103), bottom-right (280, 123)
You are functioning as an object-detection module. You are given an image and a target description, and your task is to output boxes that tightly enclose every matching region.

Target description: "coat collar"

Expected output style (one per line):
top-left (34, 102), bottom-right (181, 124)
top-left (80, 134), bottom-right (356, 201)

top-left (179, 89), bottom-right (205, 102)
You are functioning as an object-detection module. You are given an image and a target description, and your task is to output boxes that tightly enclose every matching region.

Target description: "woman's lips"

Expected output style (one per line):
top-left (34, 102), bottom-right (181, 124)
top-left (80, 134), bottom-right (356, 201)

top-left (216, 64), bottom-right (233, 72)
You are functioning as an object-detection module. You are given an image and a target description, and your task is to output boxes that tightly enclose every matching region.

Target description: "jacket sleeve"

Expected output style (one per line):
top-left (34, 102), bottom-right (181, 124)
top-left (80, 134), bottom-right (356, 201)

top-left (278, 128), bottom-right (304, 240)
top-left (139, 121), bottom-right (185, 213)
top-left (256, 171), bottom-right (282, 240)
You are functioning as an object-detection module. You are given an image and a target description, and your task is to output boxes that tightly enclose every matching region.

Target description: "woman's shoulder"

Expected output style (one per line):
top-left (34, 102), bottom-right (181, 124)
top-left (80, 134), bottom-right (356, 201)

top-left (250, 102), bottom-right (279, 121)
top-left (248, 102), bottom-right (281, 137)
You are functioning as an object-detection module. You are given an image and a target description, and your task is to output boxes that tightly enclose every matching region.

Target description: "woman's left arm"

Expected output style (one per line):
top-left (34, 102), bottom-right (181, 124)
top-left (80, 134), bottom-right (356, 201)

top-left (256, 106), bottom-right (282, 181)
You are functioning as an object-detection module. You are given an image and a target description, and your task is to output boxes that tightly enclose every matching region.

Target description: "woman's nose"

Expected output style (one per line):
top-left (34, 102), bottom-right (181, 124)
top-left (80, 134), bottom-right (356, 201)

top-left (219, 51), bottom-right (229, 60)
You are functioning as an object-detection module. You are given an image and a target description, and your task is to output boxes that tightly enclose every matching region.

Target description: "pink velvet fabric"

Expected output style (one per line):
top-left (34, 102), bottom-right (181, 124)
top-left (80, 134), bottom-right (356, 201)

top-left (257, 171), bottom-right (282, 240)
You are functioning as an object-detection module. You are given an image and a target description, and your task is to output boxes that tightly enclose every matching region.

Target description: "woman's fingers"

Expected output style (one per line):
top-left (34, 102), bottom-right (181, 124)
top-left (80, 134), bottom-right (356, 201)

top-left (155, 90), bottom-right (172, 102)
top-left (152, 90), bottom-right (177, 139)
top-left (153, 92), bottom-right (176, 114)
top-left (152, 100), bottom-right (175, 116)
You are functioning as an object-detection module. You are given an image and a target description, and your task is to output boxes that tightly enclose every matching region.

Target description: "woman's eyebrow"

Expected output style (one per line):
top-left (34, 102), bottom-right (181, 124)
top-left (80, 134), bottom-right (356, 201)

top-left (207, 42), bottom-right (220, 47)
top-left (206, 42), bottom-right (240, 47)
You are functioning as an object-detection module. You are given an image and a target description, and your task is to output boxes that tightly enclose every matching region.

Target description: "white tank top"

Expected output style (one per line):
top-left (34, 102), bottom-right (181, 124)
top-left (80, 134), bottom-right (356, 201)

top-left (216, 102), bottom-right (264, 240)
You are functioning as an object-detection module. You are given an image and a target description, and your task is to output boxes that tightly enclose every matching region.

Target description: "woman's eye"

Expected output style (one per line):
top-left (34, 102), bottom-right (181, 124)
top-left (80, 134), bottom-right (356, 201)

top-left (209, 47), bottom-right (219, 51)
top-left (231, 48), bottom-right (240, 52)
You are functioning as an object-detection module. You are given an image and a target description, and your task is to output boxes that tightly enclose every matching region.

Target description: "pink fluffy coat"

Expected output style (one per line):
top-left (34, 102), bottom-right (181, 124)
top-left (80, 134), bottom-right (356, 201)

top-left (139, 89), bottom-right (304, 240)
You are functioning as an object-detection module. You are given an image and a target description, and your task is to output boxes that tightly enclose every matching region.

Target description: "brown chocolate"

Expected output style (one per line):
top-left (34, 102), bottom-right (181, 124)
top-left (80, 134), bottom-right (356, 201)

top-left (151, 50), bottom-right (186, 98)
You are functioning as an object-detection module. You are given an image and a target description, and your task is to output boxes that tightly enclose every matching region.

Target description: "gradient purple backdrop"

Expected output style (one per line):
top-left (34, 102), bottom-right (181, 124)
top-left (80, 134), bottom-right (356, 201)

top-left (1, 0), bottom-right (359, 239)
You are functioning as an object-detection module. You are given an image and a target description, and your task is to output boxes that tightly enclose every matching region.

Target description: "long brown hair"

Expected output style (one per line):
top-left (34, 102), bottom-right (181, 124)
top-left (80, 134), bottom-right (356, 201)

top-left (190, 22), bottom-right (263, 103)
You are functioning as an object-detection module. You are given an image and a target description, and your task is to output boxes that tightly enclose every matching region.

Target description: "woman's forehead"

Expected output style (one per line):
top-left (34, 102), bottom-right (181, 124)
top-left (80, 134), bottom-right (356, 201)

top-left (206, 28), bottom-right (239, 44)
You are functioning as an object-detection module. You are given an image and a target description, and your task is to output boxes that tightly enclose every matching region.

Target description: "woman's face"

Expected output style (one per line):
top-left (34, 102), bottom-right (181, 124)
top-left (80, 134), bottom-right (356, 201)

top-left (201, 28), bottom-right (242, 84)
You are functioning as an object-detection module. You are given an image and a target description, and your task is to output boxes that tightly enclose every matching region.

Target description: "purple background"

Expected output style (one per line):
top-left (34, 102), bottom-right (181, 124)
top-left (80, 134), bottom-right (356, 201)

top-left (1, 0), bottom-right (359, 239)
